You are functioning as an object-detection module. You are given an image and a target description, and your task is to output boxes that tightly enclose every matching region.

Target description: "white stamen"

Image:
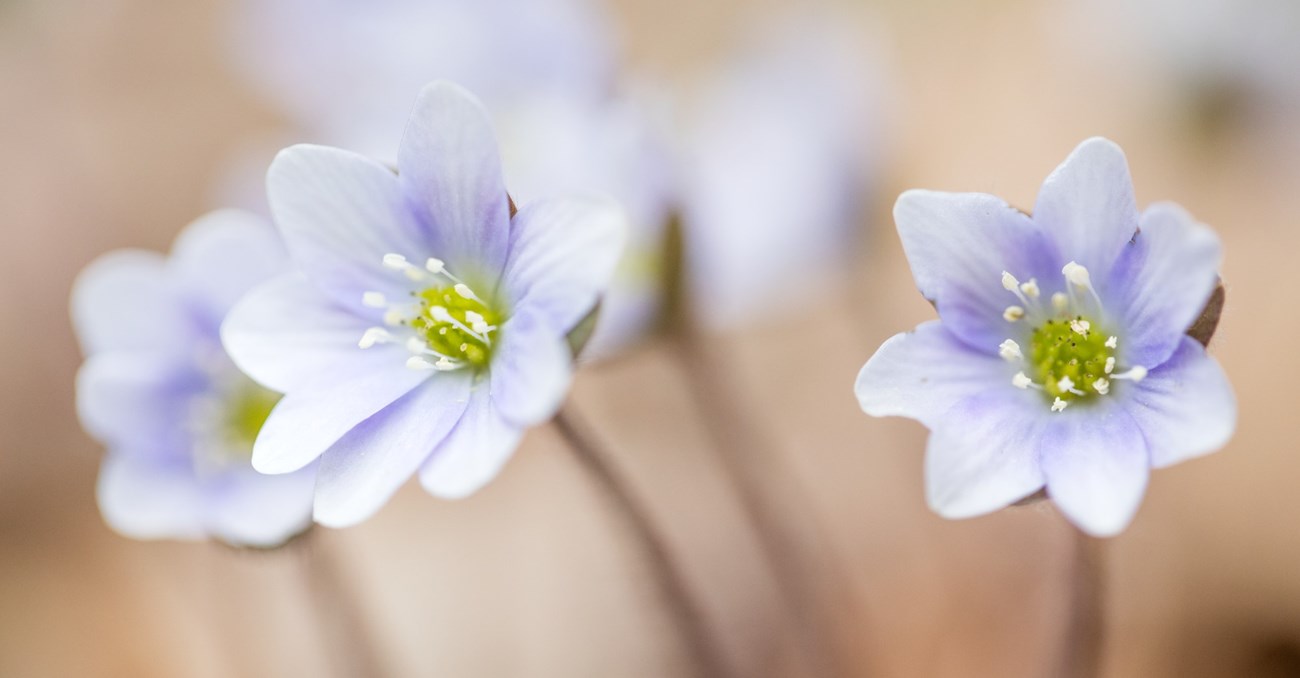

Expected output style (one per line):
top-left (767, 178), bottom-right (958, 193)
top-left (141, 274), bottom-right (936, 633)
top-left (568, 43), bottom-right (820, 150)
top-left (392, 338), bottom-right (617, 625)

top-left (998, 339), bottom-right (1023, 362)
top-left (1051, 397), bottom-right (1069, 412)
top-left (1105, 336), bottom-right (1118, 349)
top-left (1112, 366), bottom-right (1148, 382)
top-left (454, 283), bottom-right (480, 301)
top-left (465, 310), bottom-right (485, 326)
top-left (383, 309), bottom-right (405, 327)
top-left (430, 306), bottom-right (454, 323)
top-left (1001, 271), bottom-right (1020, 292)
top-left (382, 253), bottom-right (409, 270)
top-left (434, 357), bottom-right (458, 371)
top-left (406, 356), bottom-right (437, 371)
top-left (1105, 357), bottom-right (1116, 374)
top-left (1012, 372), bottom-right (1033, 389)
top-left (1093, 378), bottom-right (1110, 395)
top-left (359, 327), bottom-right (392, 349)
top-left (362, 291), bottom-right (387, 308)
top-left (405, 337), bottom-right (427, 354)
top-left (425, 257), bottom-right (445, 274)
top-left (1062, 261), bottom-right (1092, 287)
top-left (1070, 318), bottom-right (1091, 336)
top-left (1003, 305), bottom-right (1025, 322)
top-left (1057, 375), bottom-right (1075, 393)
top-left (1052, 292), bottom-right (1069, 311)
top-left (1020, 279), bottom-right (1041, 299)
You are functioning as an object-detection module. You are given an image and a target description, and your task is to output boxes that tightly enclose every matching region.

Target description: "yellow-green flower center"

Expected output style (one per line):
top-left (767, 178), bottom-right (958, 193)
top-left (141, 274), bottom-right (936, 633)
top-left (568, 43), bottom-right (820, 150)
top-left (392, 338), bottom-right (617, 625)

top-left (224, 383), bottom-right (281, 451)
top-left (1029, 315), bottom-right (1113, 402)
top-left (409, 284), bottom-right (503, 370)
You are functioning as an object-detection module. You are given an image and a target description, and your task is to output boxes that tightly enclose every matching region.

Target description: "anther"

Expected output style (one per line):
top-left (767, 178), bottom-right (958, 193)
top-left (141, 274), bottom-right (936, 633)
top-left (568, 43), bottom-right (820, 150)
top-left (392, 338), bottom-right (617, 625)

top-left (1062, 261), bottom-right (1092, 287)
top-left (1093, 378), bottom-right (1110, 395)
top-left (999, 339), bottom-right (1023, 362)
top-left (1004, 305), bottom-right (1025, 322)
top-left (1001, 271), bottom-right (1020, 292)
top-left (1070, 319), bottom-right (1091, 336)
top-left (1112, 366), bottom-right (1148, 382)
top-left (1057, 376), bottom-right (1076, 393)
top-left (1051, 397), bottom-right (1069, 412)
top-left (1104, 357), bottom-right (1115, 374)
top-left (1052, 292), bottom-right (1069, 312)
top-left (454, 283), bottom-right (480, 302)
top-left (1020, 279), bottom-right (1040, 299)
top-left (382, 253), bottom-right (409, 270)
top-left (1012, 372), bottom-right (1033, 389)
top-left (383, 309), bottom-right (405, 326)
top-left (359, 327), bottom-right (392, 349)
top-left (362, 291), bottom-right (387, 308)
top-left (1105, 336), bottom-right (1117, 349)
top-left (425, 257), bottom-right (445, 274)
top-left (406, 356), bottom-right (437, 371)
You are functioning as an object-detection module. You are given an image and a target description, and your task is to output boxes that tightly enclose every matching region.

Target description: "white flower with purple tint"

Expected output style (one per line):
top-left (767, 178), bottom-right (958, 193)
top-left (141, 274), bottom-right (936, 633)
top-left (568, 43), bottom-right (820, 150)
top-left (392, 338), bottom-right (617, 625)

top-left (72, 210), bottom-right (315, 547)
top-left (221, 82), bottom-right (625, 527)
top-left (855, 138), bottom-right (1235, 536)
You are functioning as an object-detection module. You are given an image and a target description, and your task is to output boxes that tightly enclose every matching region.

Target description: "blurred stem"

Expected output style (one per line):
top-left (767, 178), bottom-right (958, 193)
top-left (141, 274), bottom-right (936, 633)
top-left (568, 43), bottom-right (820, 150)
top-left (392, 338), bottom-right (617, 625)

top-left (554, 403), bottom-right (732, 678)
top-left (1059, 528), bottom-right (1106, 678)
top-left (297, 531), bottom-right (388, 678)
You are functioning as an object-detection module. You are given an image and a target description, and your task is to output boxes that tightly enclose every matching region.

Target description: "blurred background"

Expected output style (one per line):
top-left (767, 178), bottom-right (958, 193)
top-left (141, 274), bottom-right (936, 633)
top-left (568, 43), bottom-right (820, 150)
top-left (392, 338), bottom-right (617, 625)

top-left (2, 0), bottom-right (1300, 675)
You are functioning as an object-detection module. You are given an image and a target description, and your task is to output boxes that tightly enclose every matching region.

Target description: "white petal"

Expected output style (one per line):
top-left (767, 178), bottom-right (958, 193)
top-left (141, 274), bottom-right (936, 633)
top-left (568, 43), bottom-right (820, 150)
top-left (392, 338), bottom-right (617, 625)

top-left (168, 209), bottom-right (286, 328)
top-left (97, 453), bottom-right (205, 541)
top-left (71, 249), bottom-right (193, 356)
top-left (208, 464), bottom-right (316, 548)
top-left (1041, 404), bottom-right (1149, 537)
top-left (76, 353), bottom-right (192, 450)
top-left (1124, 337), bottom-right (1235, 469)
top-left (1032, 137), bottom-right (1139, 279)
top-left (419, 388), bottom-right (524, 499)
top-left (489, 307), bottom-right (573, 427)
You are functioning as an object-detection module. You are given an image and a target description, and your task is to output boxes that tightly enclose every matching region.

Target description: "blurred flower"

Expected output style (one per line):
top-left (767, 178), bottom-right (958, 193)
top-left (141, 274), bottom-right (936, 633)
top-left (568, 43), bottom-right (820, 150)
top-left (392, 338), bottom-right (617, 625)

top-left (72, 210), bottom-right (315, 547)
top-left (222, 82), bottom-right (625, 527)
top-left (855, 138), bottom-right (1235, 537)
top-left (678, 11), bottom-right (885, 330)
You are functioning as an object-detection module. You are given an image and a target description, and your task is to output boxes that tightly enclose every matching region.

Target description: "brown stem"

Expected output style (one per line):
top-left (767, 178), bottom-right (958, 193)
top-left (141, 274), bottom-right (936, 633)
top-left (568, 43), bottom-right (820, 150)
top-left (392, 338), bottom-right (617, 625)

top-left (1059, 527), bottom-right (1106, 678)
top-left (296, 531), bottom-right (388, 678)
top-left (554, 402), bottom-right (733, 678)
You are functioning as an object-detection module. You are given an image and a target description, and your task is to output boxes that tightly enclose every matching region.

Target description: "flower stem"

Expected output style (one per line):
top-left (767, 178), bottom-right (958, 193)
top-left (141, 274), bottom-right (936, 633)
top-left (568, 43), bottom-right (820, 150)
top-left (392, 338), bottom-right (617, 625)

top-left (297, 531), bottom-right (388, 678)
top-left (1059, 527), bottom-right (1106, 677)
top-left (553, 403), bottom-right (732, 678)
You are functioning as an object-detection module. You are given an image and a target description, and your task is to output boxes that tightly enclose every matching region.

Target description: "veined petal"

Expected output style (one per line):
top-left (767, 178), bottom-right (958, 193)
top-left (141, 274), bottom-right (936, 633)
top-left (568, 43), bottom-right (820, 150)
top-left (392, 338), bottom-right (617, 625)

top-left (221, 274), bottom-right (376, 394)
top-left (1124, 337), bottom-right (1235, 469)
top-left (397, 81), bottom-right (511, 278)
top-left (501, 195), bottom-right (626, 333)
top-left (313, 373), bottom-right (472, 528)
top-left (1032, 137), bottom-right (1139, 279)
top-left (489, 307), bottom-right (573, 427)
top-left (925, 390), bottom-right (1047, 519)
top-left (207, 464), bottom-right (316, 548)
top-left (76, 353), bottom-right (194, 452)
top-left (97, 453), bottom-right (205, 541)
top-left (855, 321), bottom-right (1011, 429)
top-left (419, 388), bottom-right (524, 499)
top-left (894, 190), bottom-right (1060, 352)
top-left (168, 209), bottom-right (286, 330)
top-left (1041, 404), bottom-right (1149, 537)
top-left (267, 144), bottom-right (427, 311)
top-left (251, 352), bottom-right (429, 475)
top-left (1109, 203), bottom-right (1223, 368)
top-left (71, 249), bottom-right (194, 356)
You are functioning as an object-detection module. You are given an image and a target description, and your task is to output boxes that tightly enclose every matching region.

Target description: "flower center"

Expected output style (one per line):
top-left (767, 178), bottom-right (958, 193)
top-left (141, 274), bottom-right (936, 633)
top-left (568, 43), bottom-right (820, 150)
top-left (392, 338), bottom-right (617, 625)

top-left (357, 253), bottom-right (503, 373)
top-left (225, 383), bottom-right (281, 450)
top-left (190, 372), bottom-right (281, 474)
top-left (998, 261), bottom-right (1148, 412)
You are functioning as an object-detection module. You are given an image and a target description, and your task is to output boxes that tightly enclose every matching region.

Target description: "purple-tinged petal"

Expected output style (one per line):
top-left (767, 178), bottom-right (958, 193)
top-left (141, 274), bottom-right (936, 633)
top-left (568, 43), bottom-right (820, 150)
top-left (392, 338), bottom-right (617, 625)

top-left (925, 390), bottom-right (1047, 519)
top-left (76, 353), bottom-right (194, 451)
top-left (1041, 404), bottom-right (1149, 537)
top-left (1032, 137), bottom-right (1139, 279)
top-left (252, 352), bottom-right (429, 475)
top-left (489, 307), bottom-right (573, 427)
top-left (221, 274), bottom-right (376, 393)
top-left (1108, 203), bottom-right (1223, 368)
top-left (894, 190), bottom-right (1060, 352)
top-left (397, 81), bottom-right (511, 278)
top-left (1124, 337), bottom-right (1235, 469)
top-left (207, 464), bottom-right (316, 548)
top-left (501, 195), bottom-right (625, 333)
top-left (71, 250), bottom-right (194, 356)
top-left (169, 209), bottom-right (286, 329)
top-left (313, 373), bottom-right (472, 527)
top-left (855, 321), bottom-right (1012, 429)
top-left (267, 144), bottom-right (427, 310)
top-left (97, 453), bottom-right (205, 541)
top-left (419, 388), bottom-right (524, 499)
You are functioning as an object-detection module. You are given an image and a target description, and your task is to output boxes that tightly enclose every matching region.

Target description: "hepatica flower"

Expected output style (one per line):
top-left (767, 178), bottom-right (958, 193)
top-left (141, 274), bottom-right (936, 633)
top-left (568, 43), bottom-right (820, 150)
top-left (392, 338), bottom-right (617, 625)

top-left (72, 211), bottom-right (314, 547)
top-left (855, 138), bottom-right (1235, 536)
top-left (222, 82), bottom-right (624, 527)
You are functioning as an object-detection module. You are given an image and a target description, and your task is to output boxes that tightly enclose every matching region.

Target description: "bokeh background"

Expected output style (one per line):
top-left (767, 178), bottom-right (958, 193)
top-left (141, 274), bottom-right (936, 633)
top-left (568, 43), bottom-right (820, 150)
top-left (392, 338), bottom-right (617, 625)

top-left (2, 0), bottom-right (1300, 675)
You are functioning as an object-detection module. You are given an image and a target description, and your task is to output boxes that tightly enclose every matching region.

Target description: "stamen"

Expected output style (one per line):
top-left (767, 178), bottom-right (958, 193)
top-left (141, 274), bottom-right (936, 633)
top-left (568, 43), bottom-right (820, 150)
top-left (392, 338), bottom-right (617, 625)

top-left (383, 309), bottom-right (405, 327)
top-left (406, 356), bottom-right (437, 371)
top-left (999, 339), bottom-right (1023, 362)
top-left (1105, 336), bottom-right (1117, 349)
top-left (425, 257), bottom-right (445, 274)
top-left (1051, 397), bottom-right (1069, 412)
top-left (1069, 318), bottom-right (1091, 336)
top-left (1051, 292), bottom-right (1069, 312)
top-left (1012, 372), bottom-right (1035, 389)
top-left (1056, 375), bottom-right (1076, 393)
top-left (1062, 261), bottom-right (1091, 287)
top-left (1112, 366), bottom-right (1148, 382)
top-left (454, 283), bottom-right (480, 302)
top-left (1104, 357), bottom-right (1115, 374)
top-left (358, 327), bottom-right (391, 349)
top-left (1093, 378), bottom-right (1110, 395)
top-left (1020, 279), bottom-right (1040, 299)
top-left (1003, 305), bottom-right (1025, 322)
top-left (362, 291), bottom-right (387, 308)
top-left (382, 253), bottom-right (409, 270)
top-left (1001, 271), bottom-right (1021, 292)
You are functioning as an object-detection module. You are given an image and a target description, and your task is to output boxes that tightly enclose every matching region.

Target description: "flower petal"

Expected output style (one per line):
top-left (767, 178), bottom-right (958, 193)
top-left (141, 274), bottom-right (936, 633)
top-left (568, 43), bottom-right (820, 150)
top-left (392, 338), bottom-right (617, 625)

top-left (97, 453), bottom-right (205, 541)
top-left (924, 390), bottom-right (1047, 519)
top-left (168, 209), bottom-right (286, 330)
top-left (267, 144), bottom-right (427, 311)
top-left (489, 307), bottom-right (573, 427)
top-left (251, 352), bottom-right (429, 475)
top-left (207, 464), bottom-right (316, 548)
top-left (894, 190), bottom-right (1060, 352)
top-left (76, 353), bottom-right (195, 451)
top-left (419, 388), bottom-right (524, 499)
top-left (1040, 404), bottom-right (1149, 537)
top-left (313, 373), bottom-right (472, 527)
top-left (397, 81), bottom-right (511, 278)
top-left (221, 274), bottom-right (376, 393)
top-left (501, 195), bottom-right (626, 333)
top-left (1124, 337), bottom-right (1235, 469)
top-left (71, 249), bottom-right (194, 356)
top-left (855, 321), bottom-right (1011, 429)
top-left (1108, 203), bottom-right (1223, 368)
top-left (1032, 137), bottom-right (1139, 278)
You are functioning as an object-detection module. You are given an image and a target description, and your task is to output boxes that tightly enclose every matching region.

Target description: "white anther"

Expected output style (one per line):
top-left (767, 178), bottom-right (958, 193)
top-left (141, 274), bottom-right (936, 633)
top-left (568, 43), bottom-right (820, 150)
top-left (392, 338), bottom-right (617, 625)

top-left (1012, 372), bottom-right (1033, 389)
top-left (1052, 292), bottom-right (1069, 311)
top-left (358, 327), bottom-right (391, 349)
top-left (425, 257), bottom-right (446, 274)
top-left (454, 283), bottom-right (480, 301)
top-left (465, 310), bottom-right (485, 325)
top-left (1001, 271), bottom-right (1020, 292)
top-left (406, 356), bottom-right (437, 371)
top-left (1105, 336), bottom-right (1118, 349)
top-left (1104, 357), bottom-right (1115, 374)
top-left (1020, 279), bottom-right (1041, 299)
top-left (405, 337), bottom-right (427, 353)
top-left (1113, 366), bottom-right (1148, 382)
top-left (1051, 397), bottom-right (1069, 412)
top-left (382, 253), bottom-right (409, 270)
top-left (1057, 376), bottom-right (1075, 393)
top-left (430, 306), bottom-right (454, 323)
top-left (384, 309), bottom-right (405, 327)
top-left (1003, 305), bottom-right (1025, 322)
top-left (1062, 261), bottom-right (1092, 287)
top-left (362, 291), bottom-right (388, 308)
top-left (998, 339), bottom-right (1023, 361)
top-left (1070, 319), bottom-right (1091, 336)
top-left (434, 357), bottom-right (458, 371)
top-left (1093, 378), bottom-right (1110, 395)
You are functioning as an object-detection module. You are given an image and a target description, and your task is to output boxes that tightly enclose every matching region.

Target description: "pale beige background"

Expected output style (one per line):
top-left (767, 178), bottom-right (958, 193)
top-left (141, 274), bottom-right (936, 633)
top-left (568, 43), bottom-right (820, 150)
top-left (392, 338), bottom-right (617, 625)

top-left (1, 0), bottom-right (1297, 675)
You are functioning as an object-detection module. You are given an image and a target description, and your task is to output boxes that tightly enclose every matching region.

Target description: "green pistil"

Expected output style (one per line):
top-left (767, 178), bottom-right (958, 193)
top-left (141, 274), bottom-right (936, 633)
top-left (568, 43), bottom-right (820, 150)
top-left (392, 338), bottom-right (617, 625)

top-left (410, 285), bottom-right (501, 369)
top-left (1030, 315), bottom-right (1112, 402)
top-left (225, 384), bottom-right (281, 452)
